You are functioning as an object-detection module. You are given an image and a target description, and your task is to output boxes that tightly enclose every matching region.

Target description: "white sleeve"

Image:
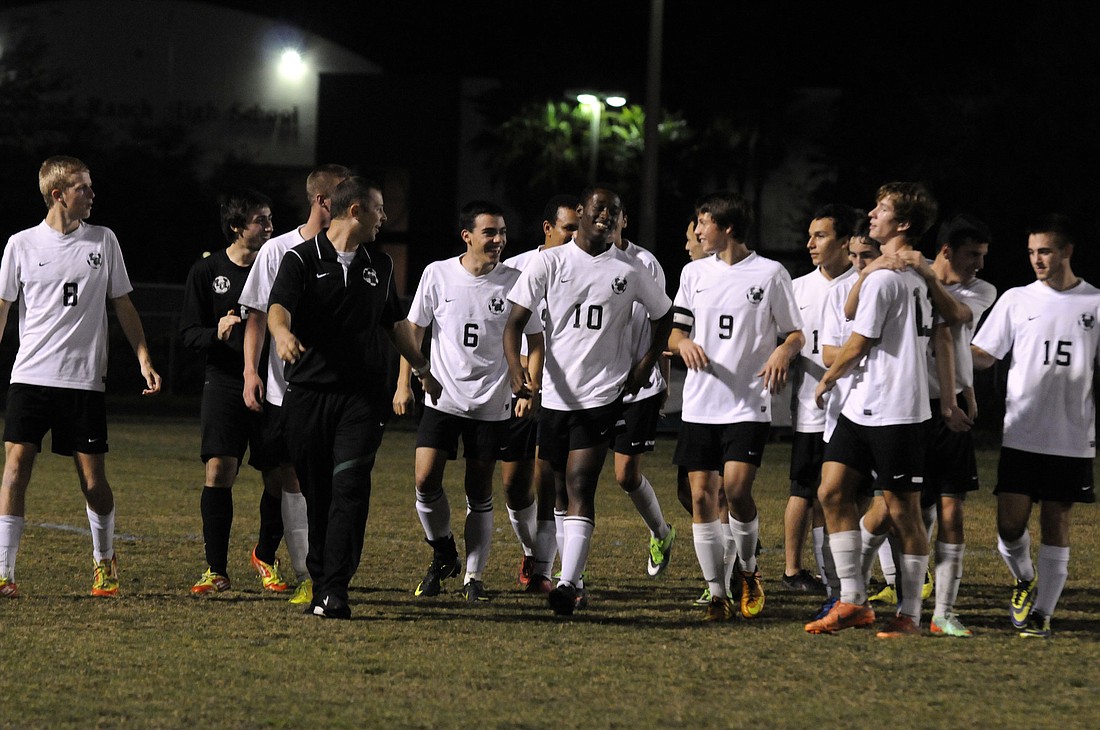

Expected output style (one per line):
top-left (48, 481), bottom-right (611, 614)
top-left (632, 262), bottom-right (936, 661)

top-left (971, 291), bottom-right (1014, 360)
top-left (105, 230), bottom-right (134, 298)
top-left (407, 264), bottom-right (438, 328)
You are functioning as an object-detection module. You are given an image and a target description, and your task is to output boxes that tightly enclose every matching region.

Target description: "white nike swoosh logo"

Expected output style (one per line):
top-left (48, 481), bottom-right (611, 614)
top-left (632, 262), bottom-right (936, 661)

top-left (316, 273), bottom-right (330, 278)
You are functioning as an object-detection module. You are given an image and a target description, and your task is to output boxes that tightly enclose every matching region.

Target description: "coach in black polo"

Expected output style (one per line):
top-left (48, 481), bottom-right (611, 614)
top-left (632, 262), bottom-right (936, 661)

top-left (268, 176), bottom-right (441, 619)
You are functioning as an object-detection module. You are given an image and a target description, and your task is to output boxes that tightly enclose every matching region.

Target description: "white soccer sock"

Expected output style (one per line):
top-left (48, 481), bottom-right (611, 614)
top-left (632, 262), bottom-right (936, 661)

top-left (692, 521), bottom-right (727, 598)
top-left (829, 530), bottom-right (865, 605)
top-left (0, 515), bottom-right (25, 581)
top-left (997, 531), bottom-right (1034, 582)
top-left (281, 491), bottom-right (310, 580)
top-left (812, 526), bottom-right (827, 582)
top-left (729, 513), bottom-right (759, 574)
top-left (415, 488), bottom-right (452, 542)
top-left (554, 508), bottom-right (567, 568)
top-left (534, 519), bottom-right (557, 578)
top-left (86, 505), bottom-right (115, 562)
top-left (821, 530), bottom-right (840, 597)
top-left (898, 553), bottom-right (929, 624)
top-left (626, 475), bottom-right (668, 539)
top-left (559, 516), bottom-right (594, 587)
top-left (463, 496), bottom-right (493, 582)
top-left (877, 537), bottom-right (898, 586)
top-left (507, 501), bottom-right (537, 557)
top-left (1034, 543), bottom-right (1070, 619)
top-left (934, 541), bottom-right (964, 617)
top-left (860, 516), bottom-right (888, 586)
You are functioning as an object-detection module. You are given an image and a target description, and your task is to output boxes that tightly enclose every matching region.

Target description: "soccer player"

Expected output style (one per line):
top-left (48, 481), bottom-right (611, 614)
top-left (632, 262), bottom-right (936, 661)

top-left (670, 190), bottom-right (804, 621)
top-left (918, 214), bottom-right (996, 637)
top-left (0, 155), bottom-right (161, 599)
top-left (499, 194), bottom-right (578, 592)
top-left (972, 214), bottom-right (1099, 638)
top-left (392, 201), bottom-right (543, 603)
top-left (504, 186), bottom-right (672, 616)
top-left (180, 189), bottom-right (293, 596)
top-left (783, 204), bottom-right (857, 595)
top-left (267, 176), bottom-right (440, 619)
top-left (806, 181), bottom-right (939, 637)
top-left (239, 164), bottom-right (349, 606)
top-left (611, 208), bottom-right (677, 579)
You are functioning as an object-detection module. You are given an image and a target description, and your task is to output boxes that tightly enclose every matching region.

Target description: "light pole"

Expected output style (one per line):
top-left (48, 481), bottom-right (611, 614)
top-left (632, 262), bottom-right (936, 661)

top-left (574, 91), bottom-right (627, 184)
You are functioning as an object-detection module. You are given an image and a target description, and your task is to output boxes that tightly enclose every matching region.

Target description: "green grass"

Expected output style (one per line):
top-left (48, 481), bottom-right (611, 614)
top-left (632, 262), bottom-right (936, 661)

top-left (2, 417), bottom-right (1099, 729)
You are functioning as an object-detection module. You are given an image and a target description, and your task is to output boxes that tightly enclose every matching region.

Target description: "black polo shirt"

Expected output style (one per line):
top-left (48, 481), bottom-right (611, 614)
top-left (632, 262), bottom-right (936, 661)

top-left (179, 248), bottom-right (252, 385)
top-left (268, 230), bottom-right (402, 395)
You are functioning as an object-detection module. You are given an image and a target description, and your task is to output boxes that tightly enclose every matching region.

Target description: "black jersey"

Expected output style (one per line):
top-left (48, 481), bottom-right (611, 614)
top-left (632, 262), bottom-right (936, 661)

top-left (268, 230), bottom-right (402, 396)
top-left (179, 248), bottom-right (252, 383)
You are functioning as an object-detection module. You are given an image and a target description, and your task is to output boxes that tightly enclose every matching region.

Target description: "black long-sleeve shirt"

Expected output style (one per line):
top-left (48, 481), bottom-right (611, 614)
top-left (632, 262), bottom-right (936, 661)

top-left (179, 248), bottom-right (252, 384)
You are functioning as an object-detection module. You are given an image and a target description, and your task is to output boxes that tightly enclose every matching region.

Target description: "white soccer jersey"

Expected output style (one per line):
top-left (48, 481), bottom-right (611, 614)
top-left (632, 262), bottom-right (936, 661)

top-left (820, 268), bottom-right (861, 441)
top-left (238, 227), bottom-right (306, 406)
top-left (409, 256), bottom-right (541, 421)
top-left (926, 277), bottom-right (997, 398)
top-left (673, 252), bottom-right (803, 424)
top-left (502, 246), bottom-right (545, 357)
top-left (841, 268), bottom-right (932, 426)
top-left (790, 266), bottom-right (852, 432)
top-left (621, 241), bottom-right (667, 404)
top-left (507, 240), bottom-right (671, 410)
top-left (0, 221), bottom-right (132, 392)
top-left (972, 279), bottom-right (1100, 458)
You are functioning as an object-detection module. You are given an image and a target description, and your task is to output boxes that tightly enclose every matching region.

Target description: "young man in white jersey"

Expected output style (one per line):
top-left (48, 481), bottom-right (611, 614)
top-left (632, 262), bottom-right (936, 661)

top-left (806, 182), bottom-right (939, 637)
top-left (504, 186), bottom-right (673, 616)
top-left (611, 208), bottom-right (677, 578)
top-left (392, 201), bottom-right (542, 603)
top-left (239, 164), bottom-right (349, 606)
top-left (972, 214), bottom-right (1099, 638)
top-left (181, 189), bottom-right (292, 597)
top-left (0, 156), bottom-right (161, 599)
top-left (670, 190), bottom-right (804, 621)
top-left (499, 194), bottom-right (578, 593)
top-left (918, 214), bottom-right (996, 637)
top-left (783, 205), bottom-right (857, 596)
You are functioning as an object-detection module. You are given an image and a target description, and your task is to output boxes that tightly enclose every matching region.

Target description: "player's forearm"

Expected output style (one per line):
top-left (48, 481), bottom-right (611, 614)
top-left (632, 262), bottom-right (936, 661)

top-left (243, 311), bottom-right (267, 375)
top-left (525, 333), bottom-right (545, 389)
top-left (926, 278), bottom-right (970, 325)
top-left (0, 299), bottom-right (12, 346)
top-left (387, 319), bottom-right (430, 371)
top-left (971, 344), bottom-right (997, 371)
top-left (504, 306), bottom-right (532, 375)
top-left (933, 325), bottom-right (958, 399)
top-left (113, 295), bottom-right (154, 365)
top-left (776, 330), bottom-right (805, 364)
top-left (821, 333), bottom-right (872, 389)
top-left (640, 310), bottom-right (674, 370)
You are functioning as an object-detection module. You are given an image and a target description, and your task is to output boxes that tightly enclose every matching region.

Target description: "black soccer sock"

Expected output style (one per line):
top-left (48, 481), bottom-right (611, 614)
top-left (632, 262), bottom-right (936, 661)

top-left (255, 489), bottom-right (284, 565)
top-left (200, 486), bottom-right (233, 576)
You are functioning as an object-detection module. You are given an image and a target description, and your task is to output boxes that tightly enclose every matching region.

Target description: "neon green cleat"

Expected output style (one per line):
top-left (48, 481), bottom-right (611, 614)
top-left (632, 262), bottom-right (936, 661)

top-left (1011, 574), bottom-right (1038, 628)
top-left (647, 524), bottom-right (676, 577)
top-left (289, 579), bottom-right (313, 605)
top-left (869, 583), bottom-right (897, 605)
top-left (694, 586), bottom-right (711, 606)
top-left (921, 569), bottom-right (934, 600)
top-left (930, 612), bottom-right (973, 638)
top-left (739, 570), bottom-right (765, 618)
top-left (251, 546), bottom-right (289, 592)
top-left (191, 569), bottom-right (231, 595)
top-left (91, 555), bottom-right (119, 597)
top-left (1019, 611), bottom-right (1051, 639)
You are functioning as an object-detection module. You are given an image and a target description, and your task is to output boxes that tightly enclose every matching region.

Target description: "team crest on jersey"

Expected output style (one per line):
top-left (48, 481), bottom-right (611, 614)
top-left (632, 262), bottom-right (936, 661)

top-left (212, 276), bottom-right (230, 295)
top-left (362, 267), bottom-right (379, 286)
top-left (487, 297), bottom-right (505, 314)
top-left (611, 276), bottom-right (627, 294)
top-left (746, 286), bottom-right (764, 304)
top-left (86, 252), bottom-right (102, 269)
top-left (1081, 312), bottom-right (1096, 330)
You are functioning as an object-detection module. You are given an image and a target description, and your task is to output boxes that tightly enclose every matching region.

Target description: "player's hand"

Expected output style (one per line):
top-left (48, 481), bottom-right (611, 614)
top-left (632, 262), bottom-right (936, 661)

top-left (963, 388), bottom-right (978, 422)
top-left (758, 348), bottom-right (792, 393)
top-left (514, 396), bottom-right (534, 419)
top-left (274, 332), bottom-right (306, 364)
top-left (217, 309), bottom-right (241, 341)
top-left (140, 360), bottom-right (162, 396)
top-left (419, 372), bottom-right (442, 405)
top-left (392, 383), bottom-right (415, 416)
top-left (942, 402), bottom-right (974, 433)
top-left (623, 361), bottom-right (652, 397)
top-left (243, 370), bottom-right (265, 412)
top-left (866, 254), bottom-right (908, 273)
top-left (677, 338), bottom-right (709, 370)
top-left (510, 367), bottom-right (534, 399)
top-left (814, 377), bottom-right (834, 409)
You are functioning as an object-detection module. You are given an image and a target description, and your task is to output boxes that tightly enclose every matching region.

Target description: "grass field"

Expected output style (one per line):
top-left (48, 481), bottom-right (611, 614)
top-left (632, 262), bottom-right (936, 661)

top-left (1, 416), bottom-right (1099, 729)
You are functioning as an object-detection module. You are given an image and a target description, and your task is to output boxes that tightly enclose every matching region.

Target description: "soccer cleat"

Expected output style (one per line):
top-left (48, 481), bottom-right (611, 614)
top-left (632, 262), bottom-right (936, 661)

top-left (869, 583), bottom-right (898, 605)
top-left (782, 569), bottom-right (827, 595)
top-left (191, 569), bottom-right (231, 595)
top-left (289, 579), bottom-right (313, 606)
top-left (517, 555), bottom-right (535, 588)
top-left (574, 585), bottom-right (589, 610)
top-left (0, 577), bottom-right (19, 598)
top-left (704, 595), bottom-right (733, 622)
top-left (91, 555), bottom-right (120, 597)
top-left (461, 579), bottom-right (491, 604)
top-left (646, 524), bottom-right (677, 577)
top-left (548, 583), bottom-right (578, 616)
top-left (876, 614), bottom-right (921, 638)
top-left (739, 570), bottom-right (765, 619)
top-left (694, 586), bottom-right (712, 606)
top-left (251, 546), bottom-right (289, 592)
top-left (804, 601), bottom-right (875, 634)
top-left (1019, 611), bottom-right (1051, 639)
top-left (309, 595), bottom-right (351, 620)
top-left (921, 568), bottom-right (934, 600)
top-left (810, 595), bottom-right (839, 622)
top-left (930, 612), bottom-right (973, 638)
top-left (525, 574), bottom-right (554, 594)
top-left (414, 538), bottom-right (461, 597)
top-left (1010, 574), bottom-right (1038, 628)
